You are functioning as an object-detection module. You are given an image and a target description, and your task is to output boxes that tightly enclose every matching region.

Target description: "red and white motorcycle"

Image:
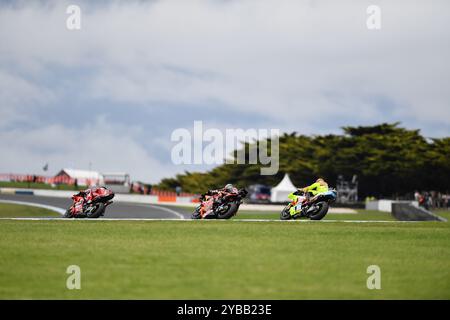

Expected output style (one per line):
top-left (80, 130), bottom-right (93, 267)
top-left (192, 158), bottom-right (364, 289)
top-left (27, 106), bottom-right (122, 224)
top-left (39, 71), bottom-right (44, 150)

top-left (64, 187), bottom-right (115, 218)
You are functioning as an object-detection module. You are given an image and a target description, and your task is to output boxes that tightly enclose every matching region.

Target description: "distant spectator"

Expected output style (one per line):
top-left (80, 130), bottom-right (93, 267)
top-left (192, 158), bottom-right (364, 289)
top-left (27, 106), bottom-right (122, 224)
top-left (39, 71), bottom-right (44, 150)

top-left (445, 194), bottom-right (450, 209)
top-left (419, 192), bottom-right (429, 210)
top-left (418, 193), bottom-right (425, 208)
top-left (426, 192), bottom-right (433, 210)
top-left (414, 191), bottom-right (420, 202)
top-left (440, 194), bottom-right (444, 208)
top-left (175, 186), bottom-right (182, 196)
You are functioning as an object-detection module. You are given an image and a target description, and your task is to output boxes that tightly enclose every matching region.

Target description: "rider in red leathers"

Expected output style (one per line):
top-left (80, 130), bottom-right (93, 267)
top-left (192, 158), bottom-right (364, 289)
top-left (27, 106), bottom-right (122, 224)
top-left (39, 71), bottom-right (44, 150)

top-left (74, 187), bottom-right (98, 206)
top-left (205, 184), bottom-right (238, 199)
top-left (201, 184), bottom-right (238, 216)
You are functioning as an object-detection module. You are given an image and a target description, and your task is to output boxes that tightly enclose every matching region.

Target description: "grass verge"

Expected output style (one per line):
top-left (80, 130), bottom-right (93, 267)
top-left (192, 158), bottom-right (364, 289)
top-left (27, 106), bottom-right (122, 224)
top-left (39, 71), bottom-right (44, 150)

top-left (0, 203), bottom-right (60, 218)
top-left (0, 219), bottom-right (449, 299)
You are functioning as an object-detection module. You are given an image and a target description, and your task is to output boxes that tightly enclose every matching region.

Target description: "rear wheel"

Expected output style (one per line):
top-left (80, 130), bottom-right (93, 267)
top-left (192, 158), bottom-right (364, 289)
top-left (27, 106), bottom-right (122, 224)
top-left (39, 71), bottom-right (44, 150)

top-left (308, 201), bottom-right (329, 220)
top-left (217, 203), bottom-right (239, 219)
top-left (85, 202), bottom-right (105, 218)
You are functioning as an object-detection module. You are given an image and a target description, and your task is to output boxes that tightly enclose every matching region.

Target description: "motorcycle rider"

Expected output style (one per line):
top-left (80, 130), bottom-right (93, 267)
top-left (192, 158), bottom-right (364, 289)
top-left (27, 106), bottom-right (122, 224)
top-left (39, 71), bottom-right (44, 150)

top-left (206, 184), bottom-right (238, 197)
top-left (75, 187), bottom-right (96, 206)
top-left (204, 184), bottom-right (239, 204)
top-left (290, 178), bottom-right (329, 216)
top-left (300, 178), bottom-right (329, 197)
top-left (202, 184), bottom-right (238, 216)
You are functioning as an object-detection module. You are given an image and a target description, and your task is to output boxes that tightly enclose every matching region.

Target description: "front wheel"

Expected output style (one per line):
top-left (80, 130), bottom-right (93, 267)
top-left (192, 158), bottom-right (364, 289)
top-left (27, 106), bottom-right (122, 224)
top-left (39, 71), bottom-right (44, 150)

top-left (308, 201), bottom-right (329, 220)
top-left (280, 205), bottom-right (292, 220)
top-left (191, 206), bottom-right (202, 219)
top-left (64, 206), bottom-right (73, 218)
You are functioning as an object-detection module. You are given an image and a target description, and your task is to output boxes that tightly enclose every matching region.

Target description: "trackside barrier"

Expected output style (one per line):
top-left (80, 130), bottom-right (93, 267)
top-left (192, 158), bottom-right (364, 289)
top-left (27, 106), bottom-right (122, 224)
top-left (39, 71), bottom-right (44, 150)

top-left (392, 203), bottom-right (446, 221)
top-left (0, 188), bottom-right (35, 196)
top-left (176, 197), bottom-right (194, 204)
top-left (158, 195), bottom-right (177, 202)
top-left (0, 188), bottom-right (17, 195)
top-left (33, 189), bottom-right (74, 198)
top-left (366, 200), bottom-right (419, 212)
top-left (15, 190), bottom-right (34, 195)
top-left (114, 194), bottom-right (159, 204)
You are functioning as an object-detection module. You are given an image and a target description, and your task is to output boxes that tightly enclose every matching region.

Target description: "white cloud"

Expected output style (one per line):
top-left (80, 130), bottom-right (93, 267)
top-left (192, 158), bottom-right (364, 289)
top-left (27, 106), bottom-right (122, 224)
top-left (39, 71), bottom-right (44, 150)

top-left (0, 118), bottom-right (173, 183)
top-left (1, 1), bottom-right (449, 124)
top-left (0, 0), bottom-right (449, 179)
top-left (0, 71), bottom-right (56, 127)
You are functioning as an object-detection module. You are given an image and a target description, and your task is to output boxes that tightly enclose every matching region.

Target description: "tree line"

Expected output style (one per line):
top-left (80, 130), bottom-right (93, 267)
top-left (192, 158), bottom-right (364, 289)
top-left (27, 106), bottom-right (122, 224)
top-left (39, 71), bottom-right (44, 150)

top-left (156, 123), bottom-right (450, 198)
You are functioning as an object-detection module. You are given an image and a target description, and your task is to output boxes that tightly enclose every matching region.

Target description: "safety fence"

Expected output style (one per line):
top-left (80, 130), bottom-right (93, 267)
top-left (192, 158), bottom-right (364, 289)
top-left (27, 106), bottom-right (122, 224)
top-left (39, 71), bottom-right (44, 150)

top-left (0, 173), bottom-right (75, 185)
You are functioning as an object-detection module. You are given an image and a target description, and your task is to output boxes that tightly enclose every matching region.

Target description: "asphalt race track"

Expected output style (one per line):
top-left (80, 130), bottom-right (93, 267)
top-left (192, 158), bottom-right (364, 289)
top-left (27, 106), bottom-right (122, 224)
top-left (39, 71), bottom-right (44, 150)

top-left (0, 194), bottom-right (192, 219)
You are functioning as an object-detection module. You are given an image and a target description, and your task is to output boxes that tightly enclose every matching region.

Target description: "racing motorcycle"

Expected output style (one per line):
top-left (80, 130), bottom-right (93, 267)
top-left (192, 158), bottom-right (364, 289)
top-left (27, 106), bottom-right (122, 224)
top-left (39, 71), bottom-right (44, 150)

top-left (280, 189), bottom-right (337, 220)
top-left (64, 187), bottom-right (115, 218)
top-left (192, 188), bottom-right (248, 219)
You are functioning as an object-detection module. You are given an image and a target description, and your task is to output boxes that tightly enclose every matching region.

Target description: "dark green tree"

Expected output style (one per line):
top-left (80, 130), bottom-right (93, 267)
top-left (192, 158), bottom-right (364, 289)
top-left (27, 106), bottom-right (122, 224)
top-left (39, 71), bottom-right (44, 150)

top-left (155, 123), bottom-right (449, 198)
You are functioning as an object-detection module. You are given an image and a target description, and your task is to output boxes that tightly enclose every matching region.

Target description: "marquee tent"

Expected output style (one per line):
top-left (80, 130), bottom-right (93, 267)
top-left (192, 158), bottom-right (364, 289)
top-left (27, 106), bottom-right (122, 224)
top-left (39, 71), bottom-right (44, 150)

top-left (270, 173), bottom-right (297, 203)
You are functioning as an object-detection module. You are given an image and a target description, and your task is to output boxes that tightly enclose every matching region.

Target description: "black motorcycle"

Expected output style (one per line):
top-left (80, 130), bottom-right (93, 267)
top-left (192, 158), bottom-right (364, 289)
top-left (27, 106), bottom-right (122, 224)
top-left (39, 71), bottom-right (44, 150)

top-left (192, 188), bottom-right (248, 219)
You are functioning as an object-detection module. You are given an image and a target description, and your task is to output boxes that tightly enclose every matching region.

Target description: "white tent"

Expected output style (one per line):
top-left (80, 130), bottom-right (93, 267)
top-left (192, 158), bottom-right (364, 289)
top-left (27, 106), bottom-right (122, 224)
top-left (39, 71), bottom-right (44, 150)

top-left (270, 174), bottom-right (297, 203)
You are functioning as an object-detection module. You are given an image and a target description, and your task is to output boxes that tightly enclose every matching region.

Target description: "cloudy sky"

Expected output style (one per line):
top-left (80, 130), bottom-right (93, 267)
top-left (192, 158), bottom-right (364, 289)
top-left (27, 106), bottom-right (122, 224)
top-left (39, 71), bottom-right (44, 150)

top-left (0, 0), bottom-right (449, 182)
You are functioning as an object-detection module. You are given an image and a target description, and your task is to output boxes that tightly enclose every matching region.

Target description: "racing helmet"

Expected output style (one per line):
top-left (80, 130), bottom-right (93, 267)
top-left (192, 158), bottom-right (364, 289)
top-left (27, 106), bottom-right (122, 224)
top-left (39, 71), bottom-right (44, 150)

top-left (224, 183), bottom-right (234, 192)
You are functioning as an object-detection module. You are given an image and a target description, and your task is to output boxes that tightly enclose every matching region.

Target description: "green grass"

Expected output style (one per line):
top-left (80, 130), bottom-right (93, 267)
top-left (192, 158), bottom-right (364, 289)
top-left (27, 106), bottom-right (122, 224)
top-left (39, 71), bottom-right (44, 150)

top-left (433, 209), bottom-right (450, 219)
top-left (0, 203), bottom-right (60, 218)
top-left (0, 181), bottom-right (81, 191)
top-left (236, 209), bottom-right (395, 221)
top-left (0, 218), bottom-right (449, 299)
